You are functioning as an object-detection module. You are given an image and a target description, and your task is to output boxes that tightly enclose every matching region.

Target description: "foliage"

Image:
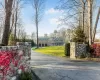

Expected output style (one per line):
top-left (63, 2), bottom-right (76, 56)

top-left (18, 71), bottom-right (32, 80)
top-left (16, 39), bottom-right (36, 47)
top-left (91, 44), bottom-right (100, 57)
top-left (64, 43), bottom-right (70, 56)
top-left (72, 27), bottom-right (86, 42)
top-left (0, 50), bottom-right (31, 80)
top-left (34, 46), bottom-right (65, 57)
top-left (79, 53), bottom-right (87, 58)
top-left (8, 34), bottom-right (15, 46)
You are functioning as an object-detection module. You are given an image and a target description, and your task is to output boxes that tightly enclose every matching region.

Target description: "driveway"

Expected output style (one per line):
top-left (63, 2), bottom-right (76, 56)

top-left (30, 50), bottom-right (100, 80)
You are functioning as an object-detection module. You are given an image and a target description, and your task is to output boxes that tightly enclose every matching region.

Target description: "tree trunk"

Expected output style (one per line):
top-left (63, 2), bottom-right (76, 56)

top-left (82, 2), bottom-right (85, 32)
top-left (92, 7), bottom-right (100, 43)
top-left (14, 6), bottom-right (18, 45)
top-left (2, 0), bottom-right (14, 45)
top-left (87, 0), bottom-right (93, 45)
top-left (36, 8), bottom-right (39, 48)
top-left (36, 21), bottom-right (39, 48)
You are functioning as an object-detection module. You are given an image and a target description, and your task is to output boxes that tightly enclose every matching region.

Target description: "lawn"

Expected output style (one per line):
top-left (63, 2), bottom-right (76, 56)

top-left (33, 46), bottom-right (65, 57)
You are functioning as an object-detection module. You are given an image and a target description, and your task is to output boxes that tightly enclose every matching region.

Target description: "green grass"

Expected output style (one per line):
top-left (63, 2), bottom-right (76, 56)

top-left (33, 46), bottom-right (65, 57)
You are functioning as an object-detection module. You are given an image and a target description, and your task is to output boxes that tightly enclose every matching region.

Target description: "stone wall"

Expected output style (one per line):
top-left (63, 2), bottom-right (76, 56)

top-left (0, 42), bottom-right (31, 80)
top-left (70, 42), bottom-right (87, 58)
top-left (16, 42), bottom-right (31, 59)
top-left (76, 43), bottom-right (87, 57)
top-left (0, 42), bottom-right (31, 59)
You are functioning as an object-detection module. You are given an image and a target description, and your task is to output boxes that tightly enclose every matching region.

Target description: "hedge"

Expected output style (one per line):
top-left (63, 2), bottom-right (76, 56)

top-left (64, 43), bottom-right (70, 56)
top-left (91, 44), bottom-right (100, 57)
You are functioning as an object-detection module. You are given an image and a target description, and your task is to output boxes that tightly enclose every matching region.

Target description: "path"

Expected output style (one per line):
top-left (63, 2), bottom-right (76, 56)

top-left (30, 50), bottom-right (100, 80)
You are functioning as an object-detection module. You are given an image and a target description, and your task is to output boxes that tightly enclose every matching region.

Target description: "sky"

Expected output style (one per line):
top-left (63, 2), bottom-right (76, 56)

top-left (0, 0), bottom-right (99, 38)
top-left (21, 0), bottom-right (100, 38)
top-left (21, 0), bottom-right (65, 37)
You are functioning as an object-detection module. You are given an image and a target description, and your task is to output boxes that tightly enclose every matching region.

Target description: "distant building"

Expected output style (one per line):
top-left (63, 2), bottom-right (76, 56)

top-left (34, 28), bottom-right (74, 47)
top-left (48, 37), bottom-right (64, 46)
top-left (35, 34), bottom-right (64, 47)
top-left (38, 37), bottom-right (49, 47)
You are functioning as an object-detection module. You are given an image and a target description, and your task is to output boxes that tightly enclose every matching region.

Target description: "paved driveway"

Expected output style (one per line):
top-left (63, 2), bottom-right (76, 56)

top-left (30, 51), bottom-right (100, 80)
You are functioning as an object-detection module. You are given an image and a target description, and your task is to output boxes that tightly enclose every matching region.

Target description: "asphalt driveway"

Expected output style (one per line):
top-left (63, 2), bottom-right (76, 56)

top-left (30, 50), bottom-right (100, 80)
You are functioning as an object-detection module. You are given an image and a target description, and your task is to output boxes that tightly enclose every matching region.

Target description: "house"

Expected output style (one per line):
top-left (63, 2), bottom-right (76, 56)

top-left (35, 33), bottom-right (64, 47)
top-left (38, 37), bottom-right (49, 47)
top-left (48, 37), bottom-right (64, 46)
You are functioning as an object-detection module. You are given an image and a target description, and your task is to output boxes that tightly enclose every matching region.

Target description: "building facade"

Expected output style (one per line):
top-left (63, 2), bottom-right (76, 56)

top-left (38, 37), bottom-right (49, 47)
top-left (48, 37), bottom-right (64, 46)
top-left (35, 36), bottom-right (64, 47)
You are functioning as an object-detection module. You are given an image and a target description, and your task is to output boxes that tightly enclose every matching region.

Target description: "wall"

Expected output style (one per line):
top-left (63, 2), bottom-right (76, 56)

top-left (16, 42), bottom-right (31, 59)
top-left (0, 42), bottom-right (31, 80)
top-left (70, 42), bottom-right (87, 58)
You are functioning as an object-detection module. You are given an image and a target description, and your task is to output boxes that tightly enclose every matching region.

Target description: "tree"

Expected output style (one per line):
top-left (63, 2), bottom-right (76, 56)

top-left (0, 8), bottom-right (4, 43)
top-left (92, 7), bottom-right (100, 43)
top-left (1, 0), bottom-right (24, 45)
top-left (56, 0), bottom-right (88, 42)
top-left (87, 0), bottom-right (93, 45)
top-left (57, 0), bottom-right (86, 27)
top-left (59, 28), bottom-right (67, 42)
top-left (10, 0), bottom-right (24, 45)
top-left (2, 0), bottom-right (14, 45)
top-left (72, 27), bottom-right (86, 42)
top-left (31, 0), bottom-right (45, 48)
top-left (18, 28), bottom-right (27, 41)
top-left (57, 0), bottom-right (99, 45)
top-left (80, 0), bottom-right (87, 32)
top-left (31, 32), bottom-right (35, 40)
top-left (8, 34), bottom-right (15, 46)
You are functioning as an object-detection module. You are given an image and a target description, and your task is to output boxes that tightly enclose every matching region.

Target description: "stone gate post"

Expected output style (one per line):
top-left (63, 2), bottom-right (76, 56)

top-left (16, 42), bottom-right (31, 60)
top-left (70, 42), bottom-right (76, 58)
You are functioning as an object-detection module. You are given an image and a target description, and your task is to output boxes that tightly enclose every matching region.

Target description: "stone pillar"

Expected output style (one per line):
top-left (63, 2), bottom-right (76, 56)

top-left (16, 42), bottom-right (31, 60)
top-left (70, 42), bottom-right (76, 59)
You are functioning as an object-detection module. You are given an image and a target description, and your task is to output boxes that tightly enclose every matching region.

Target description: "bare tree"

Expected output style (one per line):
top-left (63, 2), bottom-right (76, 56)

top-left (57, 0), bottom-right (99, 45)
top-left (10, 0), bottom-right (24, 44)
top-left (0, 9), bottom-right (4, 43)
top-left (87, 0), bottom-right (94, 45)
top-left (57, 0), bottom-right (87, 41)
top-left (31, 0), bottom-right (45, 48)
top-left (80, 0), bottom-right (87, 31)
top-left (2, 0), bottom-right (14, 45)
top-left (31, 32), bottom-right (35, 40)
top-left (16, 26), bottom-right (27, 41)
top-left (92, 7), bottom-right (100, 43)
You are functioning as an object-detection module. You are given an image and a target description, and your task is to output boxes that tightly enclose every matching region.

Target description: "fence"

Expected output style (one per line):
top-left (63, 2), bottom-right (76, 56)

top-left (0, 42), bottom-right (31, 80)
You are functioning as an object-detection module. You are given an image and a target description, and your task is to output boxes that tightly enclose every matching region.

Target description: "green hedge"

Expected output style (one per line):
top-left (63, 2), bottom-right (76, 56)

top-left (65, 43), bottom-right (70, 56)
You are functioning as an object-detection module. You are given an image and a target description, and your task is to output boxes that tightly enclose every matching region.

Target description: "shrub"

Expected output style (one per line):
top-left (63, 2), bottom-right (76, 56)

top-left (8, 34), bottom-right (15, 46)
top-left (65, 43), bottom-right (70, 56)
top-left (72, 27), bottom-right (86, 42)
top-left (79, 53), bottom-right (87, 58)
top-left (17, 71), bottom-right (32, 80)
top-left (86, 43), bottom-right (94, 57)
top-left (91, 44), bottom-right (100, 57)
